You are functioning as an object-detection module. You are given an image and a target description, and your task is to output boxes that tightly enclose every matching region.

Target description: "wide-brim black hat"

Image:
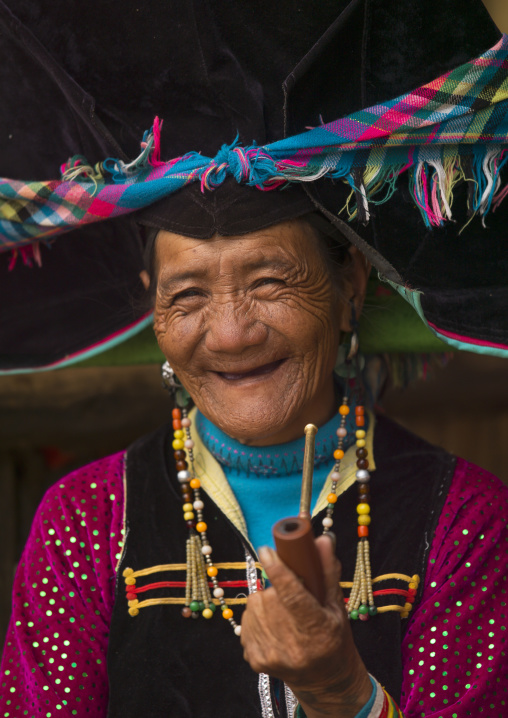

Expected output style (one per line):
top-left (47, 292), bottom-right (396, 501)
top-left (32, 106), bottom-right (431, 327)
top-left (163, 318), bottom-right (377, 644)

top-left (0, 0), bottom-right (505, 372)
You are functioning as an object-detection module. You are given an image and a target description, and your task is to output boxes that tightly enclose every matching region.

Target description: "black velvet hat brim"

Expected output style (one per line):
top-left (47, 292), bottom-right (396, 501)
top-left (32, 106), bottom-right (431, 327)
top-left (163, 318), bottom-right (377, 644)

top-left (0, 0), bottom-right (505, 370)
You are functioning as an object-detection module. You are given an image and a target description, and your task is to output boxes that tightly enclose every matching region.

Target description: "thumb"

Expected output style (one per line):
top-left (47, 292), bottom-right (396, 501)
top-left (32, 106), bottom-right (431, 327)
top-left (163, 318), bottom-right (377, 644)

top-left (315, 533), bottom-right (343, 607)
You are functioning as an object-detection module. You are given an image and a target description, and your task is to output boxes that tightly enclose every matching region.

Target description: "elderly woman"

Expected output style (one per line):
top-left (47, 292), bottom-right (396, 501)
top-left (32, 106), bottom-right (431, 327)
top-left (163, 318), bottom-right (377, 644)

top-left (1, 176), bottom-right (508, 718)
top-left (1, 2), bottom-right (508, 716)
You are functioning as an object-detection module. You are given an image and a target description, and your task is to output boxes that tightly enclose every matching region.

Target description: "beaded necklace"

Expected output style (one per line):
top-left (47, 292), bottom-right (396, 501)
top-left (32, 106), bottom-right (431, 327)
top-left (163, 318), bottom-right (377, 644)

top-left (170, 384), bottom-right (376, 633)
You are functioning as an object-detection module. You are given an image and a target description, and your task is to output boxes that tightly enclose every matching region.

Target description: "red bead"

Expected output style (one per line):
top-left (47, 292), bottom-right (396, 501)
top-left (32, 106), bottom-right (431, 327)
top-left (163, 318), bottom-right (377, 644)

top-left (172, 419), bottom-right (182, 430)
top-left (186, 520), bottom-right (196, 529)
top-left (358, 525), bottom-right (369, 538)
top-left (408, 588), bottom-right (417, 597)
top-left (406, 595), bottom-right (415, 604)
top-left (172, 408), bottom-right (182, 420)
top-left (176, 460), bottom-right (188, 471)
top-left (126, 592), bottom-right (137, 600)
top-left (355, 406), bottom-right (365, 415)
top-left (357, 459), bottom-right (369, 470)
top-left (359, 612), bottom-right (369, 621)
top-left (174, 450), bottom-right (186, 460)
top-left (181, 607), bottom-right (192, 618)
top-left (356, 415), bottom-right (365, 427)
top-left (356, 448), bottom-right (367, 458)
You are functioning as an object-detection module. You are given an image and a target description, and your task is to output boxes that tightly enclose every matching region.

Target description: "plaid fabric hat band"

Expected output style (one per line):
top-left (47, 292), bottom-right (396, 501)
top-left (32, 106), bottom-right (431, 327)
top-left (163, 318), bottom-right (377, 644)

top-left (0, 34), bottom-right (507, 257)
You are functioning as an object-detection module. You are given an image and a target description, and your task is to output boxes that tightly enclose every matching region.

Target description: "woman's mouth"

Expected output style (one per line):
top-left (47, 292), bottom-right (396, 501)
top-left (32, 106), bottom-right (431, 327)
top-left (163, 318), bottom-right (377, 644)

top-left (216, 359), bottom-right (286, 381)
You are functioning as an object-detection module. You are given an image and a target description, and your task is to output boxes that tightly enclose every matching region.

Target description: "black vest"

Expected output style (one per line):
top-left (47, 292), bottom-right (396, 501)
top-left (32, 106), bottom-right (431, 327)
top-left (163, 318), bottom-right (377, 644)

top-left (106, 415), bottom-right (455, 717)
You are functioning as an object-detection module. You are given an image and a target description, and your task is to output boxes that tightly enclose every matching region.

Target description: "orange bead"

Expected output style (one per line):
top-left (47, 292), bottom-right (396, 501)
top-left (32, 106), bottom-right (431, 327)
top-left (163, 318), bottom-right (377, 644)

top-left (333, 449), bottom-right (345, 460)
top-left (172, 419), bottom-right (182, 430)
top-left (338, 405), bottom-right (350, 415)
top-left (358, 525), bottom-right (369, 538)
top-left (222, 608), bottom-right (233, 620)
top-left (172, 408), bottom-right (182, 420)
top-left (196, 522), bottom-right (207, 533)
top-left (355, 415), bottom-right (365, 427)
top-left (190, 478), bottom-right (201, 489)
top-left (355, 406), bottom-right (365, 415)
top-left (207, 566), bottom-right (218, 577)
top-left (327, 493), bottom-right (338, 504)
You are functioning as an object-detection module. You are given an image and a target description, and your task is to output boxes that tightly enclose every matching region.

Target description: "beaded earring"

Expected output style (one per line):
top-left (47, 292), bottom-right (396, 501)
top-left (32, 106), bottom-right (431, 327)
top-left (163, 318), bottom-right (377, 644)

top-left (163, 361), bottom-right (242, 635)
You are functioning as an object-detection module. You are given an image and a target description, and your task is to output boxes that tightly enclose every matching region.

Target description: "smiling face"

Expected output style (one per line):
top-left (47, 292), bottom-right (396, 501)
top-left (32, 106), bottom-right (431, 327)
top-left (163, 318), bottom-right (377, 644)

top-left (152, 220), bottom-right (356, 445)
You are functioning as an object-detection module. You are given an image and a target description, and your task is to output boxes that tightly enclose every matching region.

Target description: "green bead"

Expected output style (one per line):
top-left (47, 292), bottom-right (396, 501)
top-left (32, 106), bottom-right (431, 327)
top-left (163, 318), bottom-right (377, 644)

top-left (198, 601), bottom-right (206, 611)
top-left (208, 602), bottom-right (216, 613)
top-left (358, 604), bottom-right (368, 615)
top-left (189, 601), bottom-right (200, 612)
top-left (221, 603), bottom-right (229, 612)
top-left (368, 605), bottom-right (378, 616)
top-left (350, 609), bottom-right (359, 620)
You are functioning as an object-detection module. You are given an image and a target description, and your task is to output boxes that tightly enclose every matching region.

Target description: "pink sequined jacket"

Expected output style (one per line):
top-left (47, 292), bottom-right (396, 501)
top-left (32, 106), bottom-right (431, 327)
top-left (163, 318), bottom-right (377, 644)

top-left (1, 453), bottom-right (507, 716)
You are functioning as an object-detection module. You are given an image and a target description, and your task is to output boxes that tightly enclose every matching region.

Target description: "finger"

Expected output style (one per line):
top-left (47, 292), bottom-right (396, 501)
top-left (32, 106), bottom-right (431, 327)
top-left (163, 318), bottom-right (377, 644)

top-left (258, 546), bottom-right (321, 616)
top-left (315, 534), bottom-right (343, 606)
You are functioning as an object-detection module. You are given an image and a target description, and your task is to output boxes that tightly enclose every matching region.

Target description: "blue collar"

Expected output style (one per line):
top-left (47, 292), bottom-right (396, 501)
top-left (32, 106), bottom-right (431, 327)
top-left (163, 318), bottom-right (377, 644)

top-left (195, 405), bottom-right (358, 477)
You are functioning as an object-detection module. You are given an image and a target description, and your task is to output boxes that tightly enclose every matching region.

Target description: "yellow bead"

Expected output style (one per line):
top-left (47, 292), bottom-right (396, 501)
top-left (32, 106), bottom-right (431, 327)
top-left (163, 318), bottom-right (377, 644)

top-left (182, 503), bottom-right (193, 512)
top-left (122, 567), bottom-right (134, 578)
top-left (172, 439), bottom-right (184, 450)
top-left (207, 566), bottom-right (218, 577)
top-left (404, 602), bottom-right (413, 612)
top-left (356, 439), bottom-right (366, 448)
top-left (333, 449), bottom-right (344, 460)
top-left (125, 577), bottom-right (136, 586)
top-left (127, 599), bottom-right (139, 608)
top-left (412, 575), bottom-right (420, 584)
top-left (356, 430), bottom-right (366, 439)
top-left (174, 429), bottom-right (184, 439)
top-left (338, 404), bottom-right (350, 415)
top-left (408, 582), bottom-right (417, 590)
top-left (358, 514), bottom-right (371, 526)
top-left (327, 493), bottom-right (338, 504)
top-left (183, 511), bottom-right (195, 521)
top-left (356, 503), bottom-right (370, 515)
top-left (190, 478), bottom-right (201, 489)
top-left (202, 608), bottom-right (214, 619)
top-left (128, 606), bottom-right (140, 617)
top-left (196, 521), bottom-right (207, 533)
top-left (222, 608), bottom-right (233, 620)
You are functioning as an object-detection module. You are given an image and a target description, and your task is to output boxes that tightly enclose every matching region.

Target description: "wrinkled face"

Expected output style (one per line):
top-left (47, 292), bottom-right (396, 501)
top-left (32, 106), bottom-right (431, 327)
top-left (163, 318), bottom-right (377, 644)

top-left (152, 220), bottom-right (351, 445)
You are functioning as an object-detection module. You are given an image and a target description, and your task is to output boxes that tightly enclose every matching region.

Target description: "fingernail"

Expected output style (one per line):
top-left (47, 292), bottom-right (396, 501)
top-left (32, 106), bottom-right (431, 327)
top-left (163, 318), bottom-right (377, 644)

top-left (258, 546), bottom-right (279, 568)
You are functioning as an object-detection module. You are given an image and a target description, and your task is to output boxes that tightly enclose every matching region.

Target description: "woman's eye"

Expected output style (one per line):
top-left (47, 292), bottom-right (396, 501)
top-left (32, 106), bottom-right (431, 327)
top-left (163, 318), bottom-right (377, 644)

top-left (255, 277), bottom-right (284, 288)
top-left (173, 288), bottom-right (204, 303)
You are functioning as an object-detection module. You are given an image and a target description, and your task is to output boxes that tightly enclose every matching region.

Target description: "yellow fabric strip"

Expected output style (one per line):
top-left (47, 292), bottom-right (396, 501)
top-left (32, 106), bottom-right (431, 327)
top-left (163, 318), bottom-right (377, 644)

top-left (130, 561), bottom-right (262, 578)
top-left (372, 573), bottom-right (416, 584)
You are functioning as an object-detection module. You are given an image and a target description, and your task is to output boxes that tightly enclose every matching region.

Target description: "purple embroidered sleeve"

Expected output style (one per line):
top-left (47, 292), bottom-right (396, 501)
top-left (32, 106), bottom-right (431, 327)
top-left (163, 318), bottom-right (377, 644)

top-left (0, 452), bottom-right (125, 717)
top-left (400, 458), bottom-right (508, 717)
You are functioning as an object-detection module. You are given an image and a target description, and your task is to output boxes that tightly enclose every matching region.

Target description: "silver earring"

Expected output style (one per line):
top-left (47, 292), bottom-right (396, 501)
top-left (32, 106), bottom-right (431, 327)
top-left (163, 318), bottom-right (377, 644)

top-left (161, 361), bottom-right (191, 407)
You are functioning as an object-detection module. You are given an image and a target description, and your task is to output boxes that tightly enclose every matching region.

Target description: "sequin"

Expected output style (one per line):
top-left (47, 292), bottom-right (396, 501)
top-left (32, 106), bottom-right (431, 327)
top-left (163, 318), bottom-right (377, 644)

top-left (401, 459), bottom-right (508, 716)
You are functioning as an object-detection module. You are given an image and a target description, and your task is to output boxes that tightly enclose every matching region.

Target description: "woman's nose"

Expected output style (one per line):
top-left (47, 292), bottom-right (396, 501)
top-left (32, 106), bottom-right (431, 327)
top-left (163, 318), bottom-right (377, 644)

top-left (204, 302), bottom-right (268, 353)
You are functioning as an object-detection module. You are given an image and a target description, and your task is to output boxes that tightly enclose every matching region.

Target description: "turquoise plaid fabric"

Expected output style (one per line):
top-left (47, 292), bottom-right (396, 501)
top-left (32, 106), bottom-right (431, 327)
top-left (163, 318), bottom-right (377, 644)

top-left (1, 34), bottom-right (507, 252)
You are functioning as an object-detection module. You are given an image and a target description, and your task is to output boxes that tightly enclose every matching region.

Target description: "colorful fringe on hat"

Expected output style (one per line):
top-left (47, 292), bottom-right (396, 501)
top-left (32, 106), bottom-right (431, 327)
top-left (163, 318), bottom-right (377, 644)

top-left (1, 34), bottom-right (507, 258)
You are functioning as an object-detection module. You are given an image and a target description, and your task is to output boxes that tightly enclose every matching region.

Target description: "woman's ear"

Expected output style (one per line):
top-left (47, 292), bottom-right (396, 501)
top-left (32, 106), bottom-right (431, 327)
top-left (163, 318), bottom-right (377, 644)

top-left (337, 246), bottom-right (371, 332)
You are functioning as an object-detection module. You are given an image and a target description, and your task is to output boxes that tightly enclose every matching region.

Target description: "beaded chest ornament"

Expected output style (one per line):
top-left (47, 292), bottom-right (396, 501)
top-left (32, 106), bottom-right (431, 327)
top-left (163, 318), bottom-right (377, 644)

top-left (162, 354), bottom-right (377, 633)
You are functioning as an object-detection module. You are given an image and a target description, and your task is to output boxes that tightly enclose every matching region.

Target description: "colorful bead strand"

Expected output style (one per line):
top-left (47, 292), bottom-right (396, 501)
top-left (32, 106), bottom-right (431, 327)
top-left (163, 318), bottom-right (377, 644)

top-left (348, 404), bottom-right (377, 620)
top-left (174, 405), bottom-right (241, 635)
top-left (321, 395), bottom-right (349, 534)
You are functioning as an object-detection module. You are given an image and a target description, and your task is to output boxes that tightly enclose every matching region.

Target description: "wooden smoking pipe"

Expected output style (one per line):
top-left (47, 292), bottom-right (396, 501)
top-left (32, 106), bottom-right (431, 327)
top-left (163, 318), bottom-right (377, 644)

top-left (272, 424), bottom-right (327, 605)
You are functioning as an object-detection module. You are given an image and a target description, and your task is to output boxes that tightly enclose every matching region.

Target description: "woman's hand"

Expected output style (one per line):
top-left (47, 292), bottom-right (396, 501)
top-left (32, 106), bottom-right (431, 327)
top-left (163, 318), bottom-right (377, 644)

top-left (240, 535), bottom-right (372, 718)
